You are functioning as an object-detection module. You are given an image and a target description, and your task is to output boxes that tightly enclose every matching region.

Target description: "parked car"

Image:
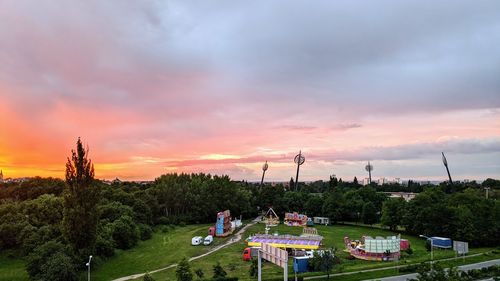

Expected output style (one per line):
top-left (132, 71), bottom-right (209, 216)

top-left (203, 235), bottom-right (213, 245)
top-left (191, 236), bottom-right (203, 246)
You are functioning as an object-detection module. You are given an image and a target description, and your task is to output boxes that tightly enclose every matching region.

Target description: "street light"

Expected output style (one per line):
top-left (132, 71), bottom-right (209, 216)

top-left (419, 235), bottom-right (433, 271)
top-left (85, 255), bottom-right (93, 281)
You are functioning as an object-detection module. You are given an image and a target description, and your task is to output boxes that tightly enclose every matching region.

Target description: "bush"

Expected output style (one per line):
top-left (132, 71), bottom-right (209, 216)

top-left (263, 276), bottom-right (304, 281)
top-left (21, 225), bottom-right (60, 255)
top-left (95, 226), bottom-right (115, 257)
top-left (160, 225), bottom-right (170, 233)
top-left (212, 262), bottom-right (227, 279)
top-left (38, 252), bottom-right (78, 281)
top-left (143, 272), bottom-right (155, 281)
top-left (26, 241), bottom-right (77, 281)
top-left (111, 215), bottom-right (140, 249)
top-left (405, 246), bottom-right (413, 255)
top-left (138, 224), bottom-right (153, 240)
top-left (156, 216), bottom-right (170, 225)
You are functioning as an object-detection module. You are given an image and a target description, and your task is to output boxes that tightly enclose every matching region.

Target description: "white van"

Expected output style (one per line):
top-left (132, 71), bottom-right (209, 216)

top-left (191, 236), bottom-right (203, 246)
top-left (203, 235), bottom-right (213, 245)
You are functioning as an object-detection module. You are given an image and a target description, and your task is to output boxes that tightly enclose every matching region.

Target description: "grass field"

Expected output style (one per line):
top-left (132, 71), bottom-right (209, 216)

top-left (91, 224), bottom-right (231, 280)
top-left (0, 251), bottom-right (29, 281)
top-left (136, 223), bottom-right (495, 281)
top-left (1, 222), bottom-right (496, 281)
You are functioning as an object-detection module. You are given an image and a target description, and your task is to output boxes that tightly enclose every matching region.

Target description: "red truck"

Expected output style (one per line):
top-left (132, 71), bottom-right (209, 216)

top-left (242, 247), bottom-right (260, 261)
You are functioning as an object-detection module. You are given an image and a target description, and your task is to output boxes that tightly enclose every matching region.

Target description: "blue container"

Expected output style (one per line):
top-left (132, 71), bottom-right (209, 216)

top-left (431, 237), bottom-right (452, 248)
top-left (293, 257), bottom-right (309, 273)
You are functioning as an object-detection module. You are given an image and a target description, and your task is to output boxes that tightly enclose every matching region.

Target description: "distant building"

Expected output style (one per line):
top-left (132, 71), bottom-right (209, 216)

top-left (378, 177), bottom-right (388, 185)
top-left (363, 178), bottom-right (370, 185)
top-left (383, 192), bottom-right (417, 201)
top-left (0, 170), bottom-right (3, 183)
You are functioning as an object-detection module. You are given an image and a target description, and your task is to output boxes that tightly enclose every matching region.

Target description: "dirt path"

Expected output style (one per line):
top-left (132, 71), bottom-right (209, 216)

top-left (112, 217), bottom-right (261, 281)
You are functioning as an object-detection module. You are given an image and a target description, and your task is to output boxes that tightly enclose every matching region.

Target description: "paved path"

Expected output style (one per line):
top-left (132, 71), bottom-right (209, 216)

top-left (112, 217), bottom-right (261, 281)
top-left (361, 258), bottom-right (500, 281)
top-left (304, 253), bottom-right (491, 280)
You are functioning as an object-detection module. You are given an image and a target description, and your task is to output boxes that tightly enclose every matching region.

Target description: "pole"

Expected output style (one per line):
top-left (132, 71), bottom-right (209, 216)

top-left (260, 170), bottom-right (266, 186)
top-left (430, 238), bottom-right (433, 271)
top-left (258, 250), bottom-right (262, 281)
top-left (442, 152), bottom-right (453, 184)
top-left (485, 187), bottom-right (490, 199)
top-left (261, 161), bottom-right (268, 187)
top-left (87, 255), bottom-right (92, 281)
top-left (284, 261), bottom-right (288, 281)
top-left (368, 161), bottom-right (372, 184)
top-left (295, 151), bottom-right (301, 191)
top-left (420, 235), bottom-right (433, 271)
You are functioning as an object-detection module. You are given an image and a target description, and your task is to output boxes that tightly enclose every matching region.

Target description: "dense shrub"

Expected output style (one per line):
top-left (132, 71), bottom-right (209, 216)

top-left (138, 224), bottom-right (153, 240)
top-left (26, 241), bottom-right (77, 281)
top-left (111, 215), bottom-right (139, 249)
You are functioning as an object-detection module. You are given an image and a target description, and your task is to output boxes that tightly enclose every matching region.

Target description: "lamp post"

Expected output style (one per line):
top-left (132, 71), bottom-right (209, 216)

top-left (86, 255), bottom-right (93, 281)
top-left (419, 235), bottom-right (433, 271)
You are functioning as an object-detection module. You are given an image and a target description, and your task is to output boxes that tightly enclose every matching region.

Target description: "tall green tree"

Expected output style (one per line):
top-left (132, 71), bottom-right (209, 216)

top-left (322, 190), bottom-right (346, 223)
top-left (381, 198), bottom-right (406, 231)
top-left (362, 202), bottom-right (377, 225)
top-left (62, 138), bottom-right (100, 256)
top-left (176, 258), bottom-right (193, 281)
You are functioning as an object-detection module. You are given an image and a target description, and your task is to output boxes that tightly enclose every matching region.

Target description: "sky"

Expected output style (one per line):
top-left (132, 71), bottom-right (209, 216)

top-left (0, 0), bottom-right (499, 182)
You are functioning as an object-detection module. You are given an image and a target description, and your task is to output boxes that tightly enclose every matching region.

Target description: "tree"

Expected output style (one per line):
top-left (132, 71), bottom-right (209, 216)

top-left (249, 259), bottom-right (258, 278)
top-left (194, 268), bottom-right (204, 279)
top-left (381, 198), bottom-right (406, 231)
top-left (26, 241), bottom-right (77, 281)
top-left (410, 263), bottom-right (465, 281)
top-left (111, 215), bottom-right (140, 249)
top-left (62, 138), bottom-right (100, 257)
top-left (310, 249), bottom-right (336, 279)
top-left (362, 202), bottom-right (377, 225)
top-left (289, 177), bottom-right (295, 191)
top-left (176, 258), bottom-right (193, 281)
top-left (353, 177), bottom-right (359, 185)
top-left (328, 175), bottom-right (338, 189)
top-left (212, 261), bottom-right (227, 279)
top-left (322, 190), bottom-right (346, 223)
top-left (305, 195), bottom-right (324, 217)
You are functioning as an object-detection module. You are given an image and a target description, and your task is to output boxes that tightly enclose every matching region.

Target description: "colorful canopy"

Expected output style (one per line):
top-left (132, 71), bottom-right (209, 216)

top-left (247, 234), bottom-right (322, 250)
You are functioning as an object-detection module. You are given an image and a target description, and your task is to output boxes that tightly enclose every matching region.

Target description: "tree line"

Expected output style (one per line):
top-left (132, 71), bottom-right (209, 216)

top-left (0, 138), bottom-right (499, 280)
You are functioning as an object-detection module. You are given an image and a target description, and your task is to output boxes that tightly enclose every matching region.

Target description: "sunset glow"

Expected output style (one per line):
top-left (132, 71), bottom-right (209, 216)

top-left (1, 1), bottom-right (499, 181)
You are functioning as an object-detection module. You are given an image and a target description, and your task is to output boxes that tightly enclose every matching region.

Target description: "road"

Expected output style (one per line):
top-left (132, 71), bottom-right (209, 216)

top-left (362, 259), bottom-right (500, 281)
top-left (112, 216), bottom-right (261, 281)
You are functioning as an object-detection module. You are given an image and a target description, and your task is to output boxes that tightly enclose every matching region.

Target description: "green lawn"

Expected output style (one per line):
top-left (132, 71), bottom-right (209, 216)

top-left (91, 224), bottom-right (231, 280)
top-left (1, 223), bottom-right (496, 281)
top-left (143, 223), bottom-right (495, 281)
top-left (0, 252), bottom-right (29, 281)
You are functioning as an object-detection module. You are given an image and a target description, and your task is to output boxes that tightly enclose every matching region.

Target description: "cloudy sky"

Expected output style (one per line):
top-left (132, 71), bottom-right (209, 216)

top-left (1, 1), bottom-right (499, 181)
